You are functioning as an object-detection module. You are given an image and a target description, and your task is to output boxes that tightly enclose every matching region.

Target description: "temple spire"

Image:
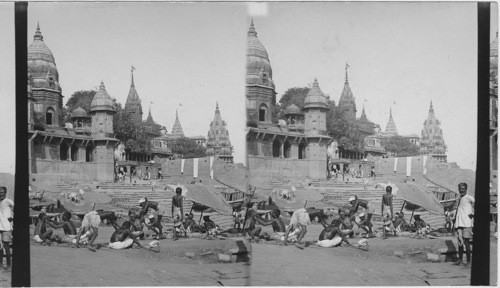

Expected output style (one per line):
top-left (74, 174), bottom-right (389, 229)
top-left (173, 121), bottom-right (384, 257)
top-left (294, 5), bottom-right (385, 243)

top-left (248, 18), bottom-right (257, 36)
top-left (345, 62), bottom-right (350, 83)
top-left (34, 22), bottom-right (43, 41)
top-left (430, 100), bottom-right (433, 110)
top-left (131, 65), bottom-right (135, 87)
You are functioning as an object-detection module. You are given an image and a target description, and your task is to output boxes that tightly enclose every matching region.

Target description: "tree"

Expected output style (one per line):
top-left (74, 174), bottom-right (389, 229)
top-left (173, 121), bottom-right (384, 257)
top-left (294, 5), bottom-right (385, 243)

top-left (381, 136), bottom-right (420, 157)
top-left (64, 90), bottom-right (96, 122)
top-left (170, 137), bottom-right (207, 159)
top-left (114, 104), bottom-right (154, 154)
top-left (279, 87), bottom-right (310, 110)
top-left (327, 106), bottom-right (364, 152)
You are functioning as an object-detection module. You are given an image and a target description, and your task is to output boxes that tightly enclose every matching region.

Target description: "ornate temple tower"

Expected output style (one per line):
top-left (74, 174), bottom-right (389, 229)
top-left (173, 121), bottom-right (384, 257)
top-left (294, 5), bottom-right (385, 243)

top-left (420, 101), bottom-right (447, 161)
top-left (303, 78), bottom-right (331, 177)
top-left (337, 66), bottom-right (357, 121)
top-left (246, 19), bottom-right (276, 126)
top-left (28, 23), bottom-right (63, 127)
top-left (124, 68), bottom-right (143, 123)
top-left (206, 102), bottom-right (233, 162)
top-left (385, 108), bottom-right (398, 136)
top-left (89, 81), bottom-right (119, 180)
top-left (171, 110), bottom-right (185, 137)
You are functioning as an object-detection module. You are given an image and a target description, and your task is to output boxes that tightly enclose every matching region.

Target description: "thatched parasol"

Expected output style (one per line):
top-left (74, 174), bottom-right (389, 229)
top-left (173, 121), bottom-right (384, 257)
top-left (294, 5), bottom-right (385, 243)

top-left (394, 182), bottom-right (444, 215)
top-left (424, 165), bottom-right (476, 197)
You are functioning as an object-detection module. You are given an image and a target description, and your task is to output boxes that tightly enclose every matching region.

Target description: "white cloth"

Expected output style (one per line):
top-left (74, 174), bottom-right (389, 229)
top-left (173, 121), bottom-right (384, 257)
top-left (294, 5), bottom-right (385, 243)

top-left (0, 199), bottom-right (14, 231)
top-left (316, 236), bottom-right (342, 248)
top-left (193, 158), bottom-right (199, 178)
top-left (406, 157), bottom-right (412, 177)
top-left (181, 159), bottom-right (185, 174)
top-left (108, 238), bottom-right (134, 249)
top-left (422, 155), bottom-right (428, 175)
top-left (209, 157), bottom-right (214, 179)
top-left (393, 158), bottom-right (398, 172)
top-left (455, 194), bottom-right (475, 228)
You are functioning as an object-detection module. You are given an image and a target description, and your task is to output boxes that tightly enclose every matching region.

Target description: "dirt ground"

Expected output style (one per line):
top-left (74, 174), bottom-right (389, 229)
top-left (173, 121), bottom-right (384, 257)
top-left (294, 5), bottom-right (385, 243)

top-left (0, 223), bottom-right (496, 286)
top-left (249, 223), bottom-right (497, 286)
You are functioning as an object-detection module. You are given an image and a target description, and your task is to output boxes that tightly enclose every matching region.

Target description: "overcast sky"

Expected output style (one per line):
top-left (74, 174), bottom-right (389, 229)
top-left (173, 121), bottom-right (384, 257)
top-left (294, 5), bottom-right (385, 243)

top-left (248, 2), bottom-right (497, 171)
top-left (0, 2), bottom-right (498, 174)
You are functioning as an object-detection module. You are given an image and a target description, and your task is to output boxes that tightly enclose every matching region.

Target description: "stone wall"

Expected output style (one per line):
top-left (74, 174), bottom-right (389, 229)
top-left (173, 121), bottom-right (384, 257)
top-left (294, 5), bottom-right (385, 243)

top-left (31, 159), bottom-right (113, 181)
top-left (161, 156), bottom-right (227, 179)
top-left (374, 155), bottom-right (437, 184)
top-left (248, 155), bottom-right (327, 179)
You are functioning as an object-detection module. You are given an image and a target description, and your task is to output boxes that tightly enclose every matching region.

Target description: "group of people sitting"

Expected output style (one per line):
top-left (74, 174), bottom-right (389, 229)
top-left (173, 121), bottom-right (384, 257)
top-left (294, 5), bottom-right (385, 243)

top-left (32, 186), bottom-right (230, 251)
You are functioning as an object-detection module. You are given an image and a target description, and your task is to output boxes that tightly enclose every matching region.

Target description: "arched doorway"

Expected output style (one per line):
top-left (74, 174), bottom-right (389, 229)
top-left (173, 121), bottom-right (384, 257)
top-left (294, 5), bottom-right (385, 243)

top-left (71, 143), bottom-right (78, 161)
top-left (298, 143), bottom-right (306, 159)
top-left (259, 104), bottom-right (267, 122)
top-left (86, 146), bottom-right (94, 162)
top-left (283, 141), bottom-right (291, 158)
top-left (272, 139), bottom-right (281, 158)
top-left (46, 107), bottom-right (55, 125)
top-left (60, 142), bottom-right (69, 161)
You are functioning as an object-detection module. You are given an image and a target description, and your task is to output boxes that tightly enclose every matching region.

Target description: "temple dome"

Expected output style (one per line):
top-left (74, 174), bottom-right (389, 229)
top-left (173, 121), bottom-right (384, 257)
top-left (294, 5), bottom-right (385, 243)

top-left (304, 78), bottom-right (328, 109)
top-left (246, 20), bottom-right (273, 81)
top-left (28, 23), bottom-right (60, 86)
top-left (71, 107), bottom-right (89, 119)
top-left (285, 104), bottom-right (302, 115)
top-left (90, 81), bottom-right (115, 113)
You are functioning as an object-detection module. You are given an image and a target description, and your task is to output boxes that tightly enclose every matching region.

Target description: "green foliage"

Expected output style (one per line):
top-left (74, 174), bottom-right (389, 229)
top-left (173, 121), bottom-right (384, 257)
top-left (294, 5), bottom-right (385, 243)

top-left (279, 87), bottom-right (310, 110)
top-left (327, 106), bottom-right (364, 151)
top-left (170, 137), bottom-right (207, 159)
top-left (63, 90), bottom-right (96, 122)
top-left (381, 136), bottom-right (420, 157)
top-left (114, 105), bottom-right (154, 154)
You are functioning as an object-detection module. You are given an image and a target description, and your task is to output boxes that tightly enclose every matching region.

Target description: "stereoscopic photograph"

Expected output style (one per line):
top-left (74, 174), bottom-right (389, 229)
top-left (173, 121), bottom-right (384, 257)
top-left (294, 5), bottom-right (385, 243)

top-left (0, 1), bottom-right (497, 286)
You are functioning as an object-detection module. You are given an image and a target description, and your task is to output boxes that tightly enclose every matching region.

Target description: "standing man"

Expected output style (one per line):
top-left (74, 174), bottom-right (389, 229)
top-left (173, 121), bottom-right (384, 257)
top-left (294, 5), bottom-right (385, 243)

top-left (453, 182), bottom-right (475, 268)
top-left (171, 187), bottom-right (184, 240)
top-left (0, 187), bottom-right (13, 271)
top-left (381, 186), bottom-right (394, 239)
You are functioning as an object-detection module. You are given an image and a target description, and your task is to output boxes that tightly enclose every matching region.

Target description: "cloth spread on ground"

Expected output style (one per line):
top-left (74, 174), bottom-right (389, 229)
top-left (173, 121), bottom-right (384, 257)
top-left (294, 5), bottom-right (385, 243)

top-left (317, 236), bottom-right (342, 247)
top-left (108, 238), bottom-right (134, 249)
top-left (33, 235), bottom-right (43, 243)
top-left (193, 158), bottom-right (199, 178)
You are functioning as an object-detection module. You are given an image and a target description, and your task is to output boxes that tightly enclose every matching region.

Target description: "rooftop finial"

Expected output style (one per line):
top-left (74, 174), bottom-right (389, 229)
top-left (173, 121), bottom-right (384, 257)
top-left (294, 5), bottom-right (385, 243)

top-left (216, 101), bottom-right (219, 110)
top-left (248, 18), bottom-right (257, 36)
top-left (389, 107), bottom-right (393, 117)
top-left (34, 22), bottom-right (43, 41)
top-left (430, 100), bottom-right (433, 109)
top-left (313, 78), bottom-right (319, 87)
top-left (131, 65), bottom-right (136, 86)
top-left (345, 62), bottom-right (350, 83)
top-left (176, 109), bottom-right (179, 119)
top-left (99, 81), bottom-right (105, 90)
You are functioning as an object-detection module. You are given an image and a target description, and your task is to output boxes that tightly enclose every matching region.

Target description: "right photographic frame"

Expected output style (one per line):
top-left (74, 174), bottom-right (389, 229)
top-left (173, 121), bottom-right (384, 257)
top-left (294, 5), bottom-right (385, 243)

top-left (244, 2), bottom-right (498, 286)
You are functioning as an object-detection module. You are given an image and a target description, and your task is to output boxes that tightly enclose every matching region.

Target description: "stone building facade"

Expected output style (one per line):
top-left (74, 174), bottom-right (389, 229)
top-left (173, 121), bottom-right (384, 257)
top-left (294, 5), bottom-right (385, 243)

top-left (206, 102), bottom-right (233, 163)
top-left (27, 24), bottom-right (119, 181)
top-left (419, 101), bottom-right (447, 162)
top-left (245, 20), bottom-right (331, 179)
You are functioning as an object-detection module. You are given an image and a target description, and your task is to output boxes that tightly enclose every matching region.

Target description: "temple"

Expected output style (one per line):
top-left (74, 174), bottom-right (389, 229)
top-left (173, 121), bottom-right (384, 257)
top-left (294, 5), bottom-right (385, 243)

top-left (28, 24), bottom-right (119, 181)
top-left (206, 102), bottom-right (233, 162)
top-left (419, 101), bottom-right (447, 162)
top-left (245, 20), bottom-right (331, 179)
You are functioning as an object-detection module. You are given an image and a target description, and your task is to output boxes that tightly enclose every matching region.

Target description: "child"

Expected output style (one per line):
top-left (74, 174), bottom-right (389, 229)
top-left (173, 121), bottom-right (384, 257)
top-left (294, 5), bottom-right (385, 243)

top-left (203, 215), bottom-right (220, 237)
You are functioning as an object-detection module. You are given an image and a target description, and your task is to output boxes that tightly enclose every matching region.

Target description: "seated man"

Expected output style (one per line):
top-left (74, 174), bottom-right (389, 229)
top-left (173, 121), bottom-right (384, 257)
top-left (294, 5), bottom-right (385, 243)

top-left (283, 208), bottom-right (311, 246)
top-left (393, 212), bottom-right (409, 233)
top-left (413, 214), bottom-right (427, 234)
top-left (75, 210), bottom-right (101, 251)
top-left (253, 209), bottom-right (287, 241)
top-left (45, 211), bottom-right (81, 244)
top-left (242, 205), bottom-right (263, 239)
top-left (183, 213), bottom-right (196, 233)
top-left (203, 215), bottom-right (220, 237)
top-left (338, 208), bottom-right (355, 238)
top-left (108, 220), bottom-right (142, 250)
top-left (317, 218), bottom-right (351, 247)
top-left (128, 210), bottom-right (145, 240)
top-left (33, 213), bottom-right (56, 244)
top-left (354, 212), bottom-right (370, 235)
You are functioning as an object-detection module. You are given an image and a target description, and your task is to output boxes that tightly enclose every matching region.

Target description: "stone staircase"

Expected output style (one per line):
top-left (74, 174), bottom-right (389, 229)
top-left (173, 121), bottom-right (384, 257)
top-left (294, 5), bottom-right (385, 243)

top-left (96, 183), bottom-right (235, 230)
